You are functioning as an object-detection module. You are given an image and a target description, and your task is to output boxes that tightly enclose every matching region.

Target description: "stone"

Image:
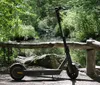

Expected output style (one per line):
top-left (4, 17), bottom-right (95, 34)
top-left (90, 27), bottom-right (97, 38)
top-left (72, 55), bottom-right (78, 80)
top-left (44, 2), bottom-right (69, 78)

top-left (15, 54), bottom-right (63, 69)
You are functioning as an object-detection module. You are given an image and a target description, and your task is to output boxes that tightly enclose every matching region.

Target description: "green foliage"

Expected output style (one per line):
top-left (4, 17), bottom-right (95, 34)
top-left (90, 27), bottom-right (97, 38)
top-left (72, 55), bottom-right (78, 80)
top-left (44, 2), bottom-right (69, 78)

top-left (11, 25), bottom-right (38, 41)
top-left (65, 0), bottom-right (100, 41)
top-left (96, 51), bottom-right (100, 66)
top-left (0, 0), bottom-right (37, 41)
top-left (38, 16), bottom-right (56, 39)
top-left (71, 49), bottom-right (86, 67)
top-left (55, 24), bottom-right (70, 38)
top-left (33, 48), bottom-right (64, 56)
top-left (0, 48), bottom-right (18, 66)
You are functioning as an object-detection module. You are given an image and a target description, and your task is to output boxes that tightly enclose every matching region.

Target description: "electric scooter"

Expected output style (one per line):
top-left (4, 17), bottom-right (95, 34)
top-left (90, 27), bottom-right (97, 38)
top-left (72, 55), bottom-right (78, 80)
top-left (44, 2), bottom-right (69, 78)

top-left (9, 7), bottom-right (79, 81)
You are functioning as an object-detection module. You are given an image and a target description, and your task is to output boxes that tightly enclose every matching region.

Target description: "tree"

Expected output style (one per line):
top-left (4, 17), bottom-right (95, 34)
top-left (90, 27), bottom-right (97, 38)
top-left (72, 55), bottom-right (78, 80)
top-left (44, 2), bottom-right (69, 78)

top-left (65, 0), bottom-right (100, 41)
top-left (0, 0), bottom-right (37, 41)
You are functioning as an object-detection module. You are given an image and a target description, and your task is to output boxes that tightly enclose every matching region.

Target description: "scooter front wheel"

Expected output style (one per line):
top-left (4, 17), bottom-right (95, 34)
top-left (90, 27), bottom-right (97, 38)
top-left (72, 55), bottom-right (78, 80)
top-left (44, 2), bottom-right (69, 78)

top-left (10, 63), bottom-right (26, 81)
top-left (66, 64), bottom-right (78, 80)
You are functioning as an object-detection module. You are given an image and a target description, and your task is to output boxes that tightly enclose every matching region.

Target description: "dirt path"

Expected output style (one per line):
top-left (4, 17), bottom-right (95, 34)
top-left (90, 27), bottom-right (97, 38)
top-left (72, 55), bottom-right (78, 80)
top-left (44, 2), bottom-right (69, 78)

top-left (0, 70), bottom-right (100, 85)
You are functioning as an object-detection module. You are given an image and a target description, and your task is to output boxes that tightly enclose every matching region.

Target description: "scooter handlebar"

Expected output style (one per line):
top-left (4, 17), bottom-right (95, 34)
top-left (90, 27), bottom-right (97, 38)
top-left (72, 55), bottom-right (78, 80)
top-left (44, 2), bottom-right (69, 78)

top-left (48, 6), bottom-right (70, 11)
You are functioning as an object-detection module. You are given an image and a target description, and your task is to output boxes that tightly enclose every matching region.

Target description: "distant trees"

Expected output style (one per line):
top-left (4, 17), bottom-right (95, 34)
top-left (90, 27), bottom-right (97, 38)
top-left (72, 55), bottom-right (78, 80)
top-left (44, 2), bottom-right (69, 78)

top-left (0, 0), bottom-right (100, 41)
top-left (65, 0), bottom-right (100, 41)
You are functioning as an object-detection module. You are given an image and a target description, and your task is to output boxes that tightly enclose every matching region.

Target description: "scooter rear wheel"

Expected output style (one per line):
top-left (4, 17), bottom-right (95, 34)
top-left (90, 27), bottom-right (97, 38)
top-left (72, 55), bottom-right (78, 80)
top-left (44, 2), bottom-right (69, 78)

top-left (66, 64), bottom-right (78, 80)
top-left (10, 63), bottom-right (26, 81)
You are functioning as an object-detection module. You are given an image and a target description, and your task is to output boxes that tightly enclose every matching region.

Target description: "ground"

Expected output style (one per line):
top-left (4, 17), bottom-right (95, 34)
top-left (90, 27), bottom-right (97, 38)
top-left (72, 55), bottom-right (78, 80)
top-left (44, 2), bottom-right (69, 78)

top-left (0, 70), bottom-right (100, 85)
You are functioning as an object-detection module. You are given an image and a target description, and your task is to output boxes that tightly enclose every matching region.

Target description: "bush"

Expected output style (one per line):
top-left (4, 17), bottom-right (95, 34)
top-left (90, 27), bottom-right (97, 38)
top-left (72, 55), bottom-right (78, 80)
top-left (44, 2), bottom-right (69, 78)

top-left (71, 49), bottom-right (86, 67)
top-left (33, 47), bottom-right (64, 56)
top-left (11, 25), bottom-right (38, 41)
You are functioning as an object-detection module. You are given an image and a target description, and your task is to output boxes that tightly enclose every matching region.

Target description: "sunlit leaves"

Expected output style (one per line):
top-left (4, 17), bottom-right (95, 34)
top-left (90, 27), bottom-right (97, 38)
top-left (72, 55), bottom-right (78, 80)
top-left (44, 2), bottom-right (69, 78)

top-left (0, 0), bottom-right (37, 41)
top-left (65, 0), bottom-right (100, 41)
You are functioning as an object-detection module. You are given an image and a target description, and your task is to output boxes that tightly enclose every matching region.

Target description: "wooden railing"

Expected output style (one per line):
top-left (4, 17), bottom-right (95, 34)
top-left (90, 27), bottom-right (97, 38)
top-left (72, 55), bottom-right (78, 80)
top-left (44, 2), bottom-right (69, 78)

top-left (0, 39), bottom-right (100, 76)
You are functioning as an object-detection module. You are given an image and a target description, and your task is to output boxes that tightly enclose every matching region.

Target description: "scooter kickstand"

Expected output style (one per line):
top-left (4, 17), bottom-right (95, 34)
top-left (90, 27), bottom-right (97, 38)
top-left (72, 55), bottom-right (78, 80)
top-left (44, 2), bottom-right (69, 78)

top-left (52, 75), bottom-right (58, 80)
top-left (52, 75), bottom-right (54, 79)
top-left (52, 75), bottom-right (56, 80)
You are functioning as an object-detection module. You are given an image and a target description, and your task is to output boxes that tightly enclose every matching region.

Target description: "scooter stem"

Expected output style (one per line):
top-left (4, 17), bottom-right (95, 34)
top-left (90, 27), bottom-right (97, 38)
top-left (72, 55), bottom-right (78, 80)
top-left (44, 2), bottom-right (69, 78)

top-left (55, 7), bottom-right (73, 69)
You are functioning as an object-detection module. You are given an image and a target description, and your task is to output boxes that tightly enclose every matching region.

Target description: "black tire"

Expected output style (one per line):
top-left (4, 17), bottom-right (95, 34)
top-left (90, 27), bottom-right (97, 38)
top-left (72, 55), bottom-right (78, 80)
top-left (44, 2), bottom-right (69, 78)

top-left (10, 63), bottom-right (26, 81)
top-left (66, 64), bottom-right (78, 80)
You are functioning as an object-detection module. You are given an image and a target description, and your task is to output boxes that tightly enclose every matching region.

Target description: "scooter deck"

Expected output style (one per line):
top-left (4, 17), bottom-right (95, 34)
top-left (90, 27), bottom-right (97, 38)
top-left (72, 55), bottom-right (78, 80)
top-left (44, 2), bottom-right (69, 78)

top-left (23, 69), bottom-right (62, 76)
